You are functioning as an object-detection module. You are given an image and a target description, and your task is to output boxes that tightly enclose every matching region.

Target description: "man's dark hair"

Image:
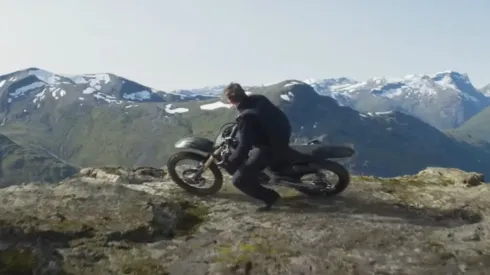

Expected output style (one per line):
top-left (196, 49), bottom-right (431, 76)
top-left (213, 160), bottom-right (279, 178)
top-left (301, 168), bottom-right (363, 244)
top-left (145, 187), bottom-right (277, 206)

top-left (224, 82), bottom-right (247, 103)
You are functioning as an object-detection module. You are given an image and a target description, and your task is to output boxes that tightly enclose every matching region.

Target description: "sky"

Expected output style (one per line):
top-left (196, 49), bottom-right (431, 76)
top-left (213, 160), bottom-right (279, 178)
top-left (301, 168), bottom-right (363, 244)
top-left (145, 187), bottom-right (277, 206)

top-left (0, 0), bottom-right (488, 91)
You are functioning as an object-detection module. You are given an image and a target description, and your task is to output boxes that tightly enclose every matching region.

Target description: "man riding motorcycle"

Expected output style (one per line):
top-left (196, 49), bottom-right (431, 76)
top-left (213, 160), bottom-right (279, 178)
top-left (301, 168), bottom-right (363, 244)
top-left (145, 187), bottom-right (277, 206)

top-left (222, 82), bottom-right (293, 211)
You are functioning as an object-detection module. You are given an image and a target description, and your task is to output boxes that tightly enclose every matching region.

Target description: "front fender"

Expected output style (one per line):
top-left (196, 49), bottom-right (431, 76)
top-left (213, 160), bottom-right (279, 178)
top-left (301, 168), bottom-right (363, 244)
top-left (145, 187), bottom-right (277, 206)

top-left (174, 137), bottom-right (214, 157)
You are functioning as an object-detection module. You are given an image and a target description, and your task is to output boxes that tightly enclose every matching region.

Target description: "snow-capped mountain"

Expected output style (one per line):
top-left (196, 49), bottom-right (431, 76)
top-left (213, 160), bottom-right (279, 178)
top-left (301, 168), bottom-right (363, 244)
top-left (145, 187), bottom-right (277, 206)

top-left (170, 71), bottom-right (489, 130)
top-left (311, 71), bottom-right (488, 104)
top-left (1, 67), bottom-right (488, 130)
top-left (1, 68), bottom-right (490, 178)
top-left (481, 84), bottom-right (490, 97)
top-left (0, 67), bottom-right (214, 112)
top-left (307, 71), bottom-right (489, 129)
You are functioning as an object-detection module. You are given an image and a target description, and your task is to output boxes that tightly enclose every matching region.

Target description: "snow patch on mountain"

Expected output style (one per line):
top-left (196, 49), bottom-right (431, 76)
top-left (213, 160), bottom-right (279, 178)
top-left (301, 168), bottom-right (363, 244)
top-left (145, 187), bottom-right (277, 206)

top-left (93, 92), bottom-right (122, 104)
top-left (165, 104), bottom-right (188, 114)
top-left (51, 88), bottom-right (66, 100)
top-left (25, 68), bottom-right (110, 91)
top-left (27, 69), bottom-right (61, 84)
top-left (76, 74), bottom-right (111, 95)
top-left (73, 74), bottom-right (111, 85)
top-left (284, 81), bottom-right (303, 88)
top-left (304, 77), bottom-right (358, 94)
top-left (359, 111), bottom-right (394, 118)
top-left (122, 90), bottom-right (151, 101)
top-left (480, 84), bottom-right (490, 97)
top-left (200, 101), bottom-right (233, 110)
top-left (11, 82), bottom-right (45, 98)
top-left (280, 91), bottom-right (295, 101)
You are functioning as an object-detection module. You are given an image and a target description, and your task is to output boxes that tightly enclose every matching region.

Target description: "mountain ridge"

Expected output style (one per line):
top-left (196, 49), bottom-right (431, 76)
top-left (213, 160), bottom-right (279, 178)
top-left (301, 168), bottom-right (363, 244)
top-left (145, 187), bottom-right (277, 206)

top-left (481, 83), bottom-right (490, 97)
top-left (0, 67), bottom-right (216, 110)
top-left (166, 70), bottom-right (490, 130)
top-left (0, 68), bottom-right (489, 178)
top-left (1, 67), bottom-right (488, 106)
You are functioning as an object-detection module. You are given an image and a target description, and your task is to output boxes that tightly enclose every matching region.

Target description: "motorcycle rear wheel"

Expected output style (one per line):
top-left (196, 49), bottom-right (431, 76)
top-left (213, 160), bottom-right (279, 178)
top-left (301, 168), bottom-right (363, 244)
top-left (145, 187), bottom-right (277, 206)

top-left (294, 160), bottom-right (350, 197)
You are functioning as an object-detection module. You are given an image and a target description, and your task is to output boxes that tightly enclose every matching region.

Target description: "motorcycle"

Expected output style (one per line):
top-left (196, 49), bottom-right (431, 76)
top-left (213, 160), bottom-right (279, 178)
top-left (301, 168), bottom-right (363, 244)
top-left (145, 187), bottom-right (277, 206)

top-left (166, 122), bottom-right (356, 197)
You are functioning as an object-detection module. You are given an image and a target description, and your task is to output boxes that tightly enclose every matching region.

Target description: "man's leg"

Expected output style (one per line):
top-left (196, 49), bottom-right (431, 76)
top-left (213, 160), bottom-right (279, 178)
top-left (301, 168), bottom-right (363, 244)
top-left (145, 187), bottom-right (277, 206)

top-left (265, 147), bottom-right (301, 183)
top-left (231, 148), bottom-right (281, 211)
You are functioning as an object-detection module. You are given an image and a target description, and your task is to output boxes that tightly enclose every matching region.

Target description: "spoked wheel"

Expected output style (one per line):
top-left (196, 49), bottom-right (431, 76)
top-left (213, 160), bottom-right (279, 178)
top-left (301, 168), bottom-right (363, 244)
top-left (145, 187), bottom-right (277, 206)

top-left (167, 152), bottom-right (223, 196)
top-left (294, 160), bottom-right (350, 197)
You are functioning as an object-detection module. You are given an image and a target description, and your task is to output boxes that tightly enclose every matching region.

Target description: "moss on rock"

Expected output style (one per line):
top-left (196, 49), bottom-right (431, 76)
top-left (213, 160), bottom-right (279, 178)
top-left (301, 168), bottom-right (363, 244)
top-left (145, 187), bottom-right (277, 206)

top-left (214, 231), bottom-right (298, 268)
top-left (120, 257), bottom-right (168, 275)
top-left (0, 249), bottom-right (37, 274)
top-left (174, 200), bottom-right (210, 236)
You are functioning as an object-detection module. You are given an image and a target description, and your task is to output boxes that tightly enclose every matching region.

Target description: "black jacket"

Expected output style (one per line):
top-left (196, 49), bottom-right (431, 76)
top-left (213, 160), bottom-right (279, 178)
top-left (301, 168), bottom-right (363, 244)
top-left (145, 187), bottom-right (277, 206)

top-left (227, 94), bottom-right (292, 166)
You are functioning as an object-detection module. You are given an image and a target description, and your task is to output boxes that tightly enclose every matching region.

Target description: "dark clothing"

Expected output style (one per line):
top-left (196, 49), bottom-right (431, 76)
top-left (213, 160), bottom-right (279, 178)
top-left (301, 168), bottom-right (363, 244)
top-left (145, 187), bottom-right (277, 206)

top-left (228, 94), bottom-right (292, 167)
top-left (225, 94), bottom-right (292, 207)
top-left (226, 112), bottom-right (267, 169)
top-left (227, 147), bottom-right (280, 205)
top-left (237, 94), bottom-right (291, 149)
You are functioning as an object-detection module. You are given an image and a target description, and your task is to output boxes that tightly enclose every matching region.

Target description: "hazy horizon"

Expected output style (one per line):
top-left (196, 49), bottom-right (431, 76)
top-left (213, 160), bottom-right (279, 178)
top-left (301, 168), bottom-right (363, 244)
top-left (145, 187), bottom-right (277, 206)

top-left (1, 0), bottom-right (488, 90)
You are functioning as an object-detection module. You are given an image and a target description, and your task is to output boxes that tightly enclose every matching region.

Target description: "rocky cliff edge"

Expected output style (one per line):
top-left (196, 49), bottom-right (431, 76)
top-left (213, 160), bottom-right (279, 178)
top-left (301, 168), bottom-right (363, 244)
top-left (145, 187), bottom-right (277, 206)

top-left (0, 166), bottom-right (488, 275)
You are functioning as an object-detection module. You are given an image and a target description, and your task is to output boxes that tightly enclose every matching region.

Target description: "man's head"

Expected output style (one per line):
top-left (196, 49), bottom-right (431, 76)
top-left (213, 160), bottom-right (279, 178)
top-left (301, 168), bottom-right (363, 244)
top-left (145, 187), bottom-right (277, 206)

top-left (224, 82), bottom-right (247, 106)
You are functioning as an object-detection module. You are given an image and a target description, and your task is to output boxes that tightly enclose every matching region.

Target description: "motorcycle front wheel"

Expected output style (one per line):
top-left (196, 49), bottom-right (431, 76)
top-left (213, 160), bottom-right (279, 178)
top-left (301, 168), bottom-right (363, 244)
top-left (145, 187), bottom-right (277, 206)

top-left (167, 151), bottom-right (224, 196)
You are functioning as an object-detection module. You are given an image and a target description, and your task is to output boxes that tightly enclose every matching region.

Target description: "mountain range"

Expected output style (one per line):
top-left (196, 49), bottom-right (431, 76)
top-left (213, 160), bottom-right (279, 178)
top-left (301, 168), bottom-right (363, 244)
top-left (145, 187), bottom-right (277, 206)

top-left (176, 71), bottom-right (490, 131)
top-left (173, 71), bottom-right (490, 143)
top-left (0, 67), bottom-right (489, 181)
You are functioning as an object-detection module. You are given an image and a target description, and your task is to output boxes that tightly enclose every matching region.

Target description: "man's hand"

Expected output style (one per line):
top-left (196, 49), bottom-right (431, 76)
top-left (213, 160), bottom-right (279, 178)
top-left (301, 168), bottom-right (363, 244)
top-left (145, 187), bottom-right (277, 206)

top-left (215, 152), bottom-right (229, 166)
top-left (215, 144), bottom-right (233, 167)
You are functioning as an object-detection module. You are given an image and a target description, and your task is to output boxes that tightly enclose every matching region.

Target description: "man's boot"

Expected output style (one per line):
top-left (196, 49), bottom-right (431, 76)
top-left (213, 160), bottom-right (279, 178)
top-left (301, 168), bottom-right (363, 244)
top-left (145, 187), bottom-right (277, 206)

top-left (256, 191), bottom-right (281, 212)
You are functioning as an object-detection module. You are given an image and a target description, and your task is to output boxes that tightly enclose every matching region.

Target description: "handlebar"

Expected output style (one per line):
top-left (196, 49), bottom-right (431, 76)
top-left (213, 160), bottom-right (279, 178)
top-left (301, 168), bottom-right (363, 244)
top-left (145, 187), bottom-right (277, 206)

top-left (214, 122), bottom-right (237, 142)
top-left (212, 121), bottom-right (239, 166)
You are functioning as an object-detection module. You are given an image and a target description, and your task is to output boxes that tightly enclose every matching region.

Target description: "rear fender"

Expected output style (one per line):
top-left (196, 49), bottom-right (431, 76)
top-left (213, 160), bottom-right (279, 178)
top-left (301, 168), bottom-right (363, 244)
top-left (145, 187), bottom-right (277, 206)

top-left (174, 137), bottom-right (214, 157)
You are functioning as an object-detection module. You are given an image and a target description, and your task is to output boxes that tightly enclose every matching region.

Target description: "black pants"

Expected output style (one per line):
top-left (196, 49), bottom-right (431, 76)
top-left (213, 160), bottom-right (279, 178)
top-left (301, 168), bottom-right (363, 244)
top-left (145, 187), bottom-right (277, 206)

top-left (226, 147), bottom-right (280, 204)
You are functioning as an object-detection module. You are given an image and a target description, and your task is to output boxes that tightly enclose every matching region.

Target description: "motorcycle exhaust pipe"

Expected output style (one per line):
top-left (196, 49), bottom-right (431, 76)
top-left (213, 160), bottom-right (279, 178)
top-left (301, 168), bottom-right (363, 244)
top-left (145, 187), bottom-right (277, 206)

top-left (291, 164), bottom-right (317, 175)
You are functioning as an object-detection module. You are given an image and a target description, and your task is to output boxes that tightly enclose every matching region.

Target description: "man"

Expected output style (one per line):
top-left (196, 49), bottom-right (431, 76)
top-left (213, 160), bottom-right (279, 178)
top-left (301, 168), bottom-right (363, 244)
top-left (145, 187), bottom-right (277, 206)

top-left (223, 82), bottom-right (292, 211)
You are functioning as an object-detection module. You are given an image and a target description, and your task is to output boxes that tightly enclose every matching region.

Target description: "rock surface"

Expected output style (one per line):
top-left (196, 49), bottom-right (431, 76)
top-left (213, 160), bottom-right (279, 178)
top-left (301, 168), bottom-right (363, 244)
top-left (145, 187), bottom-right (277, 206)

top-left (415, 167), bottom-right (485, 186)
top-left (0, 166), bottom-right (489, 274)
top-left (77, 166), bottom-right (166, 185)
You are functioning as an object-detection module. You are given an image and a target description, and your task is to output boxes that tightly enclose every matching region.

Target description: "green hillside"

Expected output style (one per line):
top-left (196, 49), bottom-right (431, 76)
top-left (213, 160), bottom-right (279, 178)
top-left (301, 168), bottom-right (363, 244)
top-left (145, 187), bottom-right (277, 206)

top-left (0, 134), bottom-right (79, 187)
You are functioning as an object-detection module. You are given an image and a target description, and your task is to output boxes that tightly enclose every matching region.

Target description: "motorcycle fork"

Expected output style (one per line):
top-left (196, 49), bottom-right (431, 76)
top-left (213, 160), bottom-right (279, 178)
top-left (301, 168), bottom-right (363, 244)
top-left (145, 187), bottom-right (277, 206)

top-left (191, 147), bottom-right (221, 180)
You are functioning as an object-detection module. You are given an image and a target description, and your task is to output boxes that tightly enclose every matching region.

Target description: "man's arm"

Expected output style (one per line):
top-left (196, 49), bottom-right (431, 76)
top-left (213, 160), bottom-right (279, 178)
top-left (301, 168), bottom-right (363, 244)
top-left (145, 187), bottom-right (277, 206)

top-left (227, 114), bottom-right (256, 167)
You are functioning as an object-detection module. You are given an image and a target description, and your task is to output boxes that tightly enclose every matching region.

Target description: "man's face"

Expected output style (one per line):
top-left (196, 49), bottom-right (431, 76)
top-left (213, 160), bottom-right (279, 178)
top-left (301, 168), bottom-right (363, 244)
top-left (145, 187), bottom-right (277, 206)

top-left (225, 95), bottom-right (239, 106)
